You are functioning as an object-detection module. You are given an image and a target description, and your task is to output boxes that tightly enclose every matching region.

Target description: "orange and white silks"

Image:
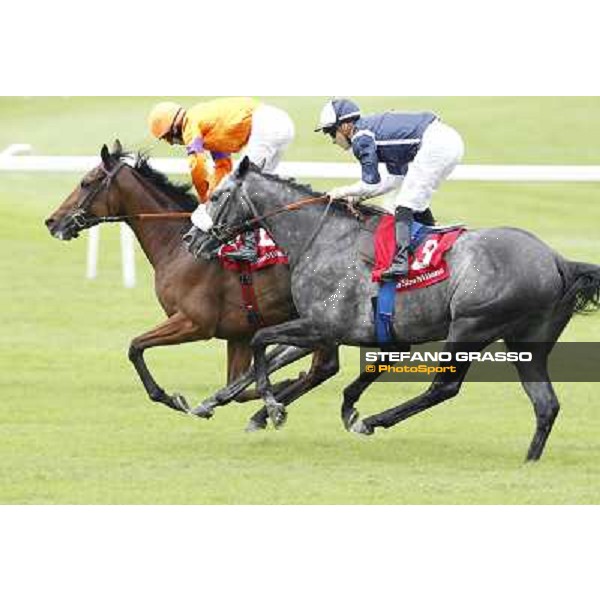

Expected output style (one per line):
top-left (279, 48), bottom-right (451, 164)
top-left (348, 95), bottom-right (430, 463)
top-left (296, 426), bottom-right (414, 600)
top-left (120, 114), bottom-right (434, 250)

top-left (183, 97), bottom-right (260, 201)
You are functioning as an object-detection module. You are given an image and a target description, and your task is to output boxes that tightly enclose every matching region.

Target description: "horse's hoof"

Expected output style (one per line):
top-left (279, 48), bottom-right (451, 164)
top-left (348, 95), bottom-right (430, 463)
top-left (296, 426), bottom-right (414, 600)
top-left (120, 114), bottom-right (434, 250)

top-left (267, 403), bottom-right (288, 430)
top-left (343, 409), bottom-right (360, 432)
top-left (351, 420), bottom-right (375, 437)
top-left (245, 419), bottom-right (268, 433)
top-left (273, 410), bottom-right (288, 430)
top-left (169, 393), bottom-right (190, 414)
top-left (191, 402), bottom-right (215, 420)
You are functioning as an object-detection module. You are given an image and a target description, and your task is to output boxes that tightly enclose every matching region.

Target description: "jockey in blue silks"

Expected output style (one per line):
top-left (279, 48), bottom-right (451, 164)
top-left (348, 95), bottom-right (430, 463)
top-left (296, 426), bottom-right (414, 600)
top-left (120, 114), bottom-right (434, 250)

top-left (316, 98), bottom-right (465, 281)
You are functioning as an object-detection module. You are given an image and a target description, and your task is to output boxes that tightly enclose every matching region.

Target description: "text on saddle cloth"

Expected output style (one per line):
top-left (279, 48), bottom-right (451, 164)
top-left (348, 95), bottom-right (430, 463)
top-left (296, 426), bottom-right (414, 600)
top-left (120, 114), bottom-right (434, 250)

top-left (372, 216), bottom-right (466, 292)
top-left (217, 228), bottom-right (289, 273)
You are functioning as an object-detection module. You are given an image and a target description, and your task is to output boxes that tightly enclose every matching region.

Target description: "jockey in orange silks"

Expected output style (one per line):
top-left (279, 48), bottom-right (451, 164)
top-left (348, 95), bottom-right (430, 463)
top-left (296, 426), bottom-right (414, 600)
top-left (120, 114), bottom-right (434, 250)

top-left (148, 97), bottom-right (295, 262)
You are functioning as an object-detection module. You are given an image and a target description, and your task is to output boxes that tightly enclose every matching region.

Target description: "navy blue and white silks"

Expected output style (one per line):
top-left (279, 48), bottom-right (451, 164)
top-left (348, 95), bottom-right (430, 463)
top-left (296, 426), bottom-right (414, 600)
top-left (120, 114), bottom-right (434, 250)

top-left (329, 110), bottom-right (465, 213)
top-left (351, 112), bottom-right (439, 182)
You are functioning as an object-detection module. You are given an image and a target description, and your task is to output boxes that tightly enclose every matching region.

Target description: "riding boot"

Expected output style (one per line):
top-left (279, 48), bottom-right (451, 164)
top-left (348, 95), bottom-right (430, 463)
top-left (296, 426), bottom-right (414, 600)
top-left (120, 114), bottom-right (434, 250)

top-left (183, 225), bottom-right (221, 261)
top-left (414, 208), bottom-right (436, 227)
top-left (381, 207), bottom-right (414, 281)
top-left (226, 231), bottom-right (259, 263)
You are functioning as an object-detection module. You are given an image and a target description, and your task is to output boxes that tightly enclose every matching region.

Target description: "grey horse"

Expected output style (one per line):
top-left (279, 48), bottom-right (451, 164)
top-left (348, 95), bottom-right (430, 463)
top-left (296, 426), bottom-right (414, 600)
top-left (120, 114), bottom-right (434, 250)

top-left (206, 158), bottom-right (600, 462)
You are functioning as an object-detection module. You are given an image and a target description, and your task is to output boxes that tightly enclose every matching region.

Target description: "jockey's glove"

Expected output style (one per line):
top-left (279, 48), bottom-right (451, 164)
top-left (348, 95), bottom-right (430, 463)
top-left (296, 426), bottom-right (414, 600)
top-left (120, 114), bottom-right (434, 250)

top-left (328, 174), bottom-right (404, 202)
top-left (328, 186), bottom-right (354, 201)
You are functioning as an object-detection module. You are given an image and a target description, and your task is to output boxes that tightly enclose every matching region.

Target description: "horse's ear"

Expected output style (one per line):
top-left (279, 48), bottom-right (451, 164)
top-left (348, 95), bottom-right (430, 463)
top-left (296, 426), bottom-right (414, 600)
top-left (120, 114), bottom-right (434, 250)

top-left (112, 139), bottom-right (123, 156)
top-left (236, 156), bottom-right (251, 179)
top-left (100, 144), bottom-right (111, 166)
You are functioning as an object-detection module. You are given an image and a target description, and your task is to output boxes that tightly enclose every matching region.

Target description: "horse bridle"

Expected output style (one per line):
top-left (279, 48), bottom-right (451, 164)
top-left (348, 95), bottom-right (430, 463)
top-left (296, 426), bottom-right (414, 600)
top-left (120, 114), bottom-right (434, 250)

top-left (65, 161), bottom-right (127, 234)
top-left (211, 184), bottom-right (266, 242)
top-left (65, 159), bottom-right (203, 238)
top-left (210, 181), bottom-right (334, 252)
top-left (65, 160), bottom-right (347, 258)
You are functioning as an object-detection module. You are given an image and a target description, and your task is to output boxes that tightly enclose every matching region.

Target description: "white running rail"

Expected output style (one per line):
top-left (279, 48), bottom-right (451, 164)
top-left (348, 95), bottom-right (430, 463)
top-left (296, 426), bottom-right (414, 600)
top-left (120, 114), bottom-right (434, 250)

top-left (2, 153), bottom-right (600, 182)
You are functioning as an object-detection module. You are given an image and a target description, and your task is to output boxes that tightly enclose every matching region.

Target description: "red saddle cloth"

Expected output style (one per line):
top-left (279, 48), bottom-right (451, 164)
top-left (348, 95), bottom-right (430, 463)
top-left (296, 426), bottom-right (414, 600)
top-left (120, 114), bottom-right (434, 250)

top-left (372, 215), bottom-right (465, 292)
top-left (218, 229), bottom-right (289, 273)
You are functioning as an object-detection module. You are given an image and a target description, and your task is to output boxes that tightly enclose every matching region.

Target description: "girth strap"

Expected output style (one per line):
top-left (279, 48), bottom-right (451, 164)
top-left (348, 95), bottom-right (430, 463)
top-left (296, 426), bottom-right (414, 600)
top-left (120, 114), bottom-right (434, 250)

top-left (239, 266), bottom-right (265, 328)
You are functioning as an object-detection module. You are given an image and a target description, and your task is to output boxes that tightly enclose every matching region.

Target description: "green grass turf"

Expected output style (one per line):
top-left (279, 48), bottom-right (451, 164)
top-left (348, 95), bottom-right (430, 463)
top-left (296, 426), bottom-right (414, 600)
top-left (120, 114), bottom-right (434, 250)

top-left (1, 98), bottom-right (599, 504)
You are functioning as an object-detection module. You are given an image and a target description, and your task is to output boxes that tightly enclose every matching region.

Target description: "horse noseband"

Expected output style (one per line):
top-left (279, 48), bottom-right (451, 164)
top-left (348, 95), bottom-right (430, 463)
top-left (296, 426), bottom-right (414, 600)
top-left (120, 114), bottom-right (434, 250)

top-left (65, 209), bottom-right (101, 235)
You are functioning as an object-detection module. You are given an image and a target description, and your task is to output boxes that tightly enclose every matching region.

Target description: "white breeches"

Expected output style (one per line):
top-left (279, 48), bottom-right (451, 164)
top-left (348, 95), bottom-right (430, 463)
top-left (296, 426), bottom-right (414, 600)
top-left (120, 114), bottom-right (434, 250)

top-left (392, 120), bottom-right (465, 213)
top-left (243, 104), bottom-right (296, 173)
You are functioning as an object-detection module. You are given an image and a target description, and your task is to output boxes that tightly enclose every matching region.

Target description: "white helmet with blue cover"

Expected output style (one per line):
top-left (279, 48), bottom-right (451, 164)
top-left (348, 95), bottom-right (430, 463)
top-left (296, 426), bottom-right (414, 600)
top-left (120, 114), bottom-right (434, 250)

top-left (315, 98), bottom-right (361, 133)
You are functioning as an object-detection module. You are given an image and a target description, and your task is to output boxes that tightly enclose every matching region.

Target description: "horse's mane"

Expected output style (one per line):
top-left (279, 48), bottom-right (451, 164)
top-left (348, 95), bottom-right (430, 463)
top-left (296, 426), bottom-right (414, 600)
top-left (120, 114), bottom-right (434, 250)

top-left (107, 150), bottom-right (388, 219)
top-left (112, 148), bottom-right (199, 212)
top-left (253, 164), bottom-right (318, 197)
top-left (248, 162), bottom-right (388, 218)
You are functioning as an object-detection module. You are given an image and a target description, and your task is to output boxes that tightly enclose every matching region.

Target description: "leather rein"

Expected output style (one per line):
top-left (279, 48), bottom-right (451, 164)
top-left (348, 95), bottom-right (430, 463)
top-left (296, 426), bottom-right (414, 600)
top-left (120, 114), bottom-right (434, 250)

top-left (100, 194), bottom-right (333, 225)
top-left (70, 161), bottom-right (358, 242)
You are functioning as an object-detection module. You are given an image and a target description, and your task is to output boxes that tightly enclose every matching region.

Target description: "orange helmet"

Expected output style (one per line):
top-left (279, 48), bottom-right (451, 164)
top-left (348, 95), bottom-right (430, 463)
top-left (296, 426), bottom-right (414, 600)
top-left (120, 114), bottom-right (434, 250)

top-left (148, 102), bottom-right (184, 140)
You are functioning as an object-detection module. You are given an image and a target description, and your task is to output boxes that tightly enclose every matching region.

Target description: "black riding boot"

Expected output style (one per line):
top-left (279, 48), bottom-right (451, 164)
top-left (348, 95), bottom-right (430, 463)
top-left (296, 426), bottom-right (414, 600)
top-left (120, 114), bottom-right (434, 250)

top-left (414, 208), bottom-right (436, 226)
top-left (381, 207), bottom-right (414, 281)
top-left (227, 231), bottom-right (258, 263)
top-left (184, 225), bottom-right (220, 261)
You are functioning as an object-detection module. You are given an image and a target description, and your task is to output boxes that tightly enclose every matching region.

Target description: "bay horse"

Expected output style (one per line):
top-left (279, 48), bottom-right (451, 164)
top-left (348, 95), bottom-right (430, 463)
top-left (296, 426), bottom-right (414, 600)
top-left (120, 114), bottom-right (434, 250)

top-left (45, 142), bottom-right (339, 430)
top-left (208, 158), bottom-right (600, 461)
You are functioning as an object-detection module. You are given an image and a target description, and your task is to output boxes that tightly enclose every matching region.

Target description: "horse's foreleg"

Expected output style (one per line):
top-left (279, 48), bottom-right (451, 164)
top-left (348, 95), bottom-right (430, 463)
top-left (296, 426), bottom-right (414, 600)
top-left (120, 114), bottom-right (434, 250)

top-left (190, 345), bottom-right (312, 419)
top-left (341, 356), bottom-right (400, 432)
top-left (129, 312), bottom-right (207, 414)
top-left (246, 347), bottom-right (340, 432)
top-left (229, 344), bottom-right (305, 404)
top-left (251, 319), bottom-right (325, 429)
top-left (191, 340), bottom-right (253, 418)
top-left (355, 357), bottom-right (473, 436)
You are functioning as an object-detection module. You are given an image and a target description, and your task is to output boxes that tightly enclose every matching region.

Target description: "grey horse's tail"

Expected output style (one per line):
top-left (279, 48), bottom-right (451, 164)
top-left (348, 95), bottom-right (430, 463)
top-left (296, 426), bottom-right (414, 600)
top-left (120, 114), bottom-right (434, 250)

top-left (560, 261), bottom-right (600, 315)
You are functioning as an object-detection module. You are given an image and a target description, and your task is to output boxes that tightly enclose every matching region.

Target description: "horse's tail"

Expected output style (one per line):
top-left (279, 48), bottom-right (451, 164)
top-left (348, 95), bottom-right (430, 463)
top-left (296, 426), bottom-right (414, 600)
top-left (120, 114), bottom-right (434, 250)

top-left (559, 260), bottom-right (600, 315)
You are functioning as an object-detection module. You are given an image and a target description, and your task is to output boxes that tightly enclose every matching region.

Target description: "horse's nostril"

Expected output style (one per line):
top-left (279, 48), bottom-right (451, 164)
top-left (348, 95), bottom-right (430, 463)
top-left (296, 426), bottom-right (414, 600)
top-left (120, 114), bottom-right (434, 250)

top-left (45, 218), bottom-right (55, 229)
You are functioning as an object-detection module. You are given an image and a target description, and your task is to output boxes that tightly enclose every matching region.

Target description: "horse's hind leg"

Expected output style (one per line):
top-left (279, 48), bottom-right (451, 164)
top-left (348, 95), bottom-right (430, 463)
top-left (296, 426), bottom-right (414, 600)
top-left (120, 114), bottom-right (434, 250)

top-left (276, 346), bottom-right (340, 406)
top-left (505, 313), bottom-right (570, 462)
top-left (129, 312), bottom-right (206, 413)
top-left (510, 353), bottom-right (560, 462)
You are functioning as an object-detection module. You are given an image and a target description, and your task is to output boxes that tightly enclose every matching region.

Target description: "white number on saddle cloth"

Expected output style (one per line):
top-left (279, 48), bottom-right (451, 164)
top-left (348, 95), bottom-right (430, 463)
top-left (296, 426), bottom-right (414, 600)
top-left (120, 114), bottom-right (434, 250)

top-left (411, 239), bottom-right (439, 271)
top-left (258, 228), bottom-right (276, 248)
